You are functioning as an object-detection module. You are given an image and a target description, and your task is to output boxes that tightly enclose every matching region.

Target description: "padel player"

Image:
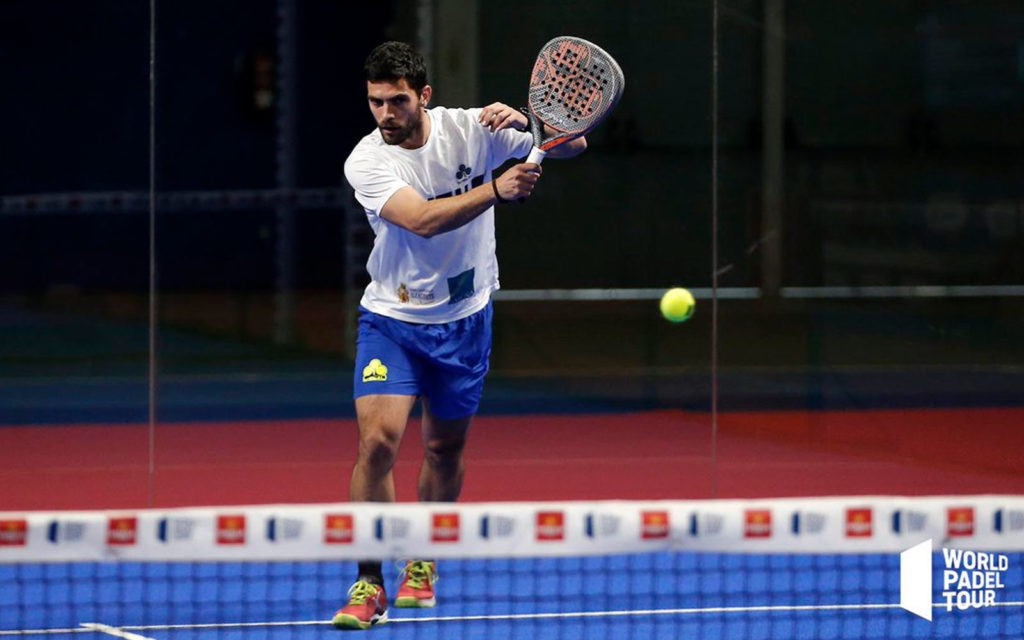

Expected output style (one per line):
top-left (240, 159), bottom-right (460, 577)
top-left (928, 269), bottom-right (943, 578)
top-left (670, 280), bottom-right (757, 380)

top-left (332, 41), bottom-right (586, 630)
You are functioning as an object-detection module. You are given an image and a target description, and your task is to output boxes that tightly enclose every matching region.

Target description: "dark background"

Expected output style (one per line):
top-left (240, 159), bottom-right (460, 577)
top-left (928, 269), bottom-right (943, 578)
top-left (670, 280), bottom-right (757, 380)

top-left (0, 0), bottom-right (1022, 414)
top-left (3, 1), bottom-right (1021, 294)
top-left (0, 1), bottom-right (387, 292)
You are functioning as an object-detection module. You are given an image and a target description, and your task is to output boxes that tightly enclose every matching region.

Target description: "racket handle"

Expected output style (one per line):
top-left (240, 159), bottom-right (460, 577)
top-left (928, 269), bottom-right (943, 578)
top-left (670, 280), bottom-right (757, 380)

top-left (526, 147), bottom-right (547, 165)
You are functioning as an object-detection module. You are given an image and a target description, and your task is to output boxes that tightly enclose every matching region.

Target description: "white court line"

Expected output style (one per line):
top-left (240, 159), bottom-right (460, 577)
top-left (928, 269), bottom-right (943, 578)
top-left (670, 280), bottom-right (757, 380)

top-left (0, 629), bottom-right (89, 636)
top-left (1, 601), bottom-right (1022, 635)
top-left (79, 624), bottom-right (155, 640)
top-left (388, 600), bottom-right (1024, 623)
top-left (389, 604), bottom-right (902, 623)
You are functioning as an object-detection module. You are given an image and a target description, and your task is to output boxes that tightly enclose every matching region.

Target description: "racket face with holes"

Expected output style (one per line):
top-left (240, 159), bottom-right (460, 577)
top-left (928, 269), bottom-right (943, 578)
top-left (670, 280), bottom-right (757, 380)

top-left (527, 36), bottom-right (625, 153)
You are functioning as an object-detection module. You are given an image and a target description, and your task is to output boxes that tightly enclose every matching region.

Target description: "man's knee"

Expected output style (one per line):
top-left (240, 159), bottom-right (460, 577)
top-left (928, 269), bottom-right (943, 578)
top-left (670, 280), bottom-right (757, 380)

top-left (359, 429), bottom-right (402, 470)
top-left (423, 435), bottom-right (466, 467)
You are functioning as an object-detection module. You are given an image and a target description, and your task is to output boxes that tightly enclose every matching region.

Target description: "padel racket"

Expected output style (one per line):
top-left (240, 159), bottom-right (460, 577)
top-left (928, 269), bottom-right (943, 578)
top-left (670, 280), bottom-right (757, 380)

top-left (525, 36), bottom-right (625, 165)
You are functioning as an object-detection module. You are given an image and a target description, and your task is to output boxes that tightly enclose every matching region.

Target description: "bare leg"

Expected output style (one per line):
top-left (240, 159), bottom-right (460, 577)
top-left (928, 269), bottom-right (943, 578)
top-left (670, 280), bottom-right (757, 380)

top-left (349, 394), bottom-right (418, 585)
top-left (417, 398), bottom-right (471, 503)
top-left (350, 394), bottom-right (418, 503)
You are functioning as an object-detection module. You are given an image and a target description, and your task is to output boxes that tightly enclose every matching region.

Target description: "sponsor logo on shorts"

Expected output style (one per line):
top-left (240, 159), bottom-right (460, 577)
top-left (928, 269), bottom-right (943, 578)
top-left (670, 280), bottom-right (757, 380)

top-left (362, 358), bottom-right (388, 382)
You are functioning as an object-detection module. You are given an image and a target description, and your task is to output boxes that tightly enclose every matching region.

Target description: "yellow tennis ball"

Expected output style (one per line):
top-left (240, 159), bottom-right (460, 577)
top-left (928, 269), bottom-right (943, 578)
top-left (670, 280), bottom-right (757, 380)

top-left (659, 287), bottom-right (695, 323)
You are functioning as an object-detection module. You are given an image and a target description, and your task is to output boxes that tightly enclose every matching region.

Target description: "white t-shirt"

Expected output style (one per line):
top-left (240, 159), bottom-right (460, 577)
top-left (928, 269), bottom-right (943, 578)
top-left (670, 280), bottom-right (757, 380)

top-left (344, 106), bottom-right (533, 323)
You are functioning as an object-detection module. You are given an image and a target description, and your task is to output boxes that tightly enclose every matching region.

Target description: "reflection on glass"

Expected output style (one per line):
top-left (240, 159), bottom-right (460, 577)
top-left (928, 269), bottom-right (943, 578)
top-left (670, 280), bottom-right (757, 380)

top-left (0, 3), bottom-right (151, 509)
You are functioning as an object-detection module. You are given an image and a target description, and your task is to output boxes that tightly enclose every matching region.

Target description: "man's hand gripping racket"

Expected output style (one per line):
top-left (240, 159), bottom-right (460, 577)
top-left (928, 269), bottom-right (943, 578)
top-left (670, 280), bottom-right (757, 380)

top-left (524, 36), bottom-right (625, 166)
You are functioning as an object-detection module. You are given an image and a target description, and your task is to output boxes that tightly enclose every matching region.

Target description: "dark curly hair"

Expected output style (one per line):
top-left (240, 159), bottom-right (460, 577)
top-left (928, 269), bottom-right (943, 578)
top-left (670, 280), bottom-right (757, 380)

top-left (364, 41), bottom-right (428, 92)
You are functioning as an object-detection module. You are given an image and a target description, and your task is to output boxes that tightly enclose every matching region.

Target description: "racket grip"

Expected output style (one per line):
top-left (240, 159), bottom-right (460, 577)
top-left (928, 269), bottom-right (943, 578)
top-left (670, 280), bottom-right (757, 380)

top-left (526, 147), bottom-right (547, 165)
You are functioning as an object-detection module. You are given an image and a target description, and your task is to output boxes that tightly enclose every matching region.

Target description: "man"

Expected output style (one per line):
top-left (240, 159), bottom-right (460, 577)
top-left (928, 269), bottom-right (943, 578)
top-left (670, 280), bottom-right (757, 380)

top-left (332, 41), bottom-right (586, 630)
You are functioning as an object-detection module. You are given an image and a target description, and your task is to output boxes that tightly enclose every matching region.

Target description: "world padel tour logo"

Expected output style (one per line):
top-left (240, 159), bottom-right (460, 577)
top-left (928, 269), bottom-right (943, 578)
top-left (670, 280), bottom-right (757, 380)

top-left (900, 539), bottom-right (1011, 621)
top-left (941, 547), bottom-right (1009, 610)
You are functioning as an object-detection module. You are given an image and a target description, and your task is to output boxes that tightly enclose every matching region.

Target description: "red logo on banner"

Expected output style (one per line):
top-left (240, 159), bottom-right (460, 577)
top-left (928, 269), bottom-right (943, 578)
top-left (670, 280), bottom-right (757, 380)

top-left (0, 519), bottom-right (28, 546)
top-left (431, 513), bottom-right (460, 543)
top-left (536, 511), bottom-right (565, 541)
top-left (107, 517), bottom-right (138, 546)
top-left (641, 511), bottom-right (670, 539)
top-left (217, 515), bottom-right (247, 545)
top-left (947, 507), bottom-right (975, 537)
top-left (744, 510), bottom-right (772, 538)
top-left (324, 514), bottom-right (354, 544)
top-left (845, 508), bottom-right (873, 538)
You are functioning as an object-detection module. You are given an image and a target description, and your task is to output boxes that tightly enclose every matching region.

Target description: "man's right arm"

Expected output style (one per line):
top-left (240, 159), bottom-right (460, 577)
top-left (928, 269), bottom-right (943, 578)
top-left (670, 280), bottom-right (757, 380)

top-left (379, 164), bottom-right (541, 238)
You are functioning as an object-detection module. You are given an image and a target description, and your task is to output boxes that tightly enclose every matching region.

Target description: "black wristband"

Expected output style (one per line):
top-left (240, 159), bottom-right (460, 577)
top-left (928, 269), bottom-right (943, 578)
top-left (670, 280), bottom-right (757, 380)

top-left (491, 179), bottom-right (510, 204)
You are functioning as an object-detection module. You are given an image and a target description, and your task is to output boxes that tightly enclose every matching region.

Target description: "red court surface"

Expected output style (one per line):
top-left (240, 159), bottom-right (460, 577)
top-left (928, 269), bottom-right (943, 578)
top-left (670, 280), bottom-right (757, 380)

top-left (1, 408), bottom-right (1022, 511)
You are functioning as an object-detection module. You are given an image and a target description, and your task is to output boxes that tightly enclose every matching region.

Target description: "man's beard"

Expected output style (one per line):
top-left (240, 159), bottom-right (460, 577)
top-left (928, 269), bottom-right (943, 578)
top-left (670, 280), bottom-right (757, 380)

top-left (378, 110), bottom-right (420, 146)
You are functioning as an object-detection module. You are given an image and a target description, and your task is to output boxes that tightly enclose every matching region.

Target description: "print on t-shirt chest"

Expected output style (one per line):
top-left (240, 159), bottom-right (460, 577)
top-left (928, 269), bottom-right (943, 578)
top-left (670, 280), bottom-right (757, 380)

top-left (425, 161), bottom-right (485, 201)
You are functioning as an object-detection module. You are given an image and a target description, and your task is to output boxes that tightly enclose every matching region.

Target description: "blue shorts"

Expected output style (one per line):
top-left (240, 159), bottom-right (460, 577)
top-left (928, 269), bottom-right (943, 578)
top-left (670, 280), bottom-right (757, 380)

top-left (353, 302), bottom-right (493, 420)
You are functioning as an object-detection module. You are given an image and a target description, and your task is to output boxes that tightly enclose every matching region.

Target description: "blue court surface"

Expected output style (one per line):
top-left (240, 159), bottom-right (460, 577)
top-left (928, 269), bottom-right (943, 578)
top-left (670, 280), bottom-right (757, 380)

top-left (3, 552), bottom-right (1022, 640)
